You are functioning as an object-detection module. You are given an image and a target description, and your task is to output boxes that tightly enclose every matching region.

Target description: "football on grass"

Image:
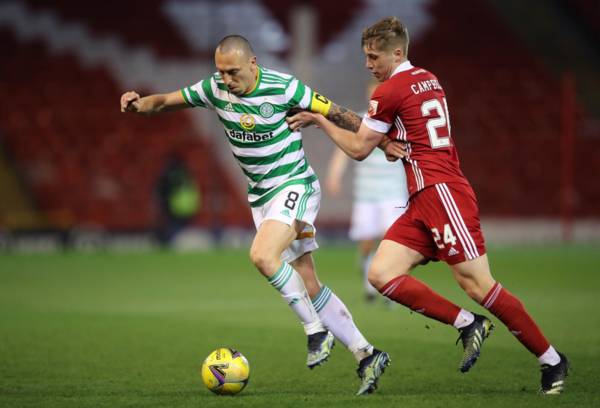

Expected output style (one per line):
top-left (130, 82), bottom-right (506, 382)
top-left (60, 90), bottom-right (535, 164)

top-left (201, 348), bottom-right (250, 395)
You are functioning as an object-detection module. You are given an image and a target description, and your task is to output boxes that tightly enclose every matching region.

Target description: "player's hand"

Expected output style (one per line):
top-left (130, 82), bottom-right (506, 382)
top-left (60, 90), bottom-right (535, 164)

top-left (286, 111), bottom-right (318, 131)
top-left (384, 141), bottom-right (408, 161)
top-left (287, 107), bottom-right (304, 116)
top-left (120, 91), bottom-right (141, 113)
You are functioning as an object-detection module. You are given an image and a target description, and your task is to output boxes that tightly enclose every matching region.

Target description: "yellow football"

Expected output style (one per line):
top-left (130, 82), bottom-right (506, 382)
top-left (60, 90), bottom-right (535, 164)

top-left (201, 348), bottom-right (250, 395)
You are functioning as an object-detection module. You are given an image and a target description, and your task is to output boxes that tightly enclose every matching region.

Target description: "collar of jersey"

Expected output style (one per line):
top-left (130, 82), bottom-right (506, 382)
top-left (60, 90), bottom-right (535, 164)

top-left (391, 60), bottom-right (414, 77)
top-left (242, 65), bottom-right (263, 97)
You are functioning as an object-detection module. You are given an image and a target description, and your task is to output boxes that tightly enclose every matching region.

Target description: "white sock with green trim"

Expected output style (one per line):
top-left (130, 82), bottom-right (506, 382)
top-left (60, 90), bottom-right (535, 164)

top-left (268, 262), bottom-right (325, 336)
top-left (312, 286), bottom-right (373, 362)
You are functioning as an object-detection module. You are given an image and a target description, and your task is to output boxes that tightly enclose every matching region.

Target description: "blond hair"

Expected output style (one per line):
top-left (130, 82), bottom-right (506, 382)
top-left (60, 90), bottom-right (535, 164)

top-left (361, 17), bottom-right (409, 57)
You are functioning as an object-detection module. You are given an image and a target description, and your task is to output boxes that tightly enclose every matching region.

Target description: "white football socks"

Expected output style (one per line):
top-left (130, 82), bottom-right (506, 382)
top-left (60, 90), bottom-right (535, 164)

top-left (268, 263), bottom-right (325, 335)
top-left (312, 286), bottom-right (374, 362)
top-left (538, 345), bottom-right (561, 366)
top-left (453, 308), bottom-right (475, 329)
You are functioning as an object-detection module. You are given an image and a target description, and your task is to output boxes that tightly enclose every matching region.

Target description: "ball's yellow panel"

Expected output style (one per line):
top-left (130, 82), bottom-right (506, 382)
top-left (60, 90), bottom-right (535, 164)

top-left (220, 381), bottom-right (247, 395)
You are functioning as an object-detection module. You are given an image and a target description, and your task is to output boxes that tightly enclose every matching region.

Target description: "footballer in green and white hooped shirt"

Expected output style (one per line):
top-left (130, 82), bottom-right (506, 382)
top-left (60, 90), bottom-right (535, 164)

top-left (120, 35), bottom-right (390, 395)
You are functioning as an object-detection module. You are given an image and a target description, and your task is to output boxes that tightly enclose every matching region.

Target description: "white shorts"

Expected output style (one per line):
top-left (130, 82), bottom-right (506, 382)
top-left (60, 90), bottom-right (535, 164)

top-left (251, 180), bottom-right (321, 263)
top-left (349, 199), bottom-right (407, 241)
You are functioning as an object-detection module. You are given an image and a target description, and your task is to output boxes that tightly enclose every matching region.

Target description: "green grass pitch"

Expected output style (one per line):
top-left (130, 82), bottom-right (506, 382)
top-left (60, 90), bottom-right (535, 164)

top-left (1, 245), bottom-right (599, 407)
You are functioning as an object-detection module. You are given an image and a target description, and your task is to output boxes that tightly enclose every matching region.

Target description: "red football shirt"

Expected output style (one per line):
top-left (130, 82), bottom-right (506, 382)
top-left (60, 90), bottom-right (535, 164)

top-left (363, 61), bottom-right (470, 197)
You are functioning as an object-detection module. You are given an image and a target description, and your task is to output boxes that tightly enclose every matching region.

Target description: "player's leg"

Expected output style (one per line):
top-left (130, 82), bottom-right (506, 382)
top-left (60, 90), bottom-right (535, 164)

top-left (437, 181), bottom-right (567, 388)
top-left (249, 219), bottom-right (327, 348)
top-left (349, 202), bottom-right (379, 301)
top-left (371, 241), bottom-right (492, 373)
top-left (365, 238), bottom-right (484, 391)
top-left (277, 242), bottom-right (332, 369)
top-left (369, 199), bottom-right (469, 326)
top-left (250, 181), bottom-right (335, 368)
top-left (369, 240), bottom-right (471, 327)
top-left (371, 187), bottom-right (494, 373)
top-left (293, 251), bottom-right (391, 395)
top-left (289, 249), bottom-right (321, 297)
top-left (449, 254), bottom-right (495, 303)
top-left (451, 255), bottom-right (569, 394)
top-left (375, 199), bottom-right (408, 307)
top-left (250, 218), bottom-right (297, 277)
top-left (292, 251), bottom-right (374, 360)
top-left (358, 239), bottom-right (378, 301)
top-left (422, 182), bottom-right (499, 372)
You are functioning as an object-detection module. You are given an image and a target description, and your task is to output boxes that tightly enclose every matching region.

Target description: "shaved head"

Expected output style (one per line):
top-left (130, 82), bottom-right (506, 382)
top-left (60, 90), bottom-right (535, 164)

top-left (216, 35), bottom-right (255, 58)
top-left (214, 35), bottom-right (258, 95)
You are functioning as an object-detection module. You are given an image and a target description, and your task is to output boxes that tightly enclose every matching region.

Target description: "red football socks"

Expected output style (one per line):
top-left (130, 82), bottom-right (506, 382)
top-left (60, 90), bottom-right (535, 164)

top-left (482, 283), bottom-right (550, 357)
top-left (380, 275), bottom-right (460, 325)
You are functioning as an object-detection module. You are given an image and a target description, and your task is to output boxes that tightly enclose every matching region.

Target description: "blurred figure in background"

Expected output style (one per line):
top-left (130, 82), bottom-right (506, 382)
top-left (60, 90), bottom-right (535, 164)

top-left (325, 79), bottom-right (408, 302)
top-left (155, 153), bottom-right (200, 246)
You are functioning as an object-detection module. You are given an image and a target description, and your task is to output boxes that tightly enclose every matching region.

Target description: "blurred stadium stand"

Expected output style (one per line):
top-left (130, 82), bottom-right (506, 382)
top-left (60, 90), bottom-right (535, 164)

top-left (564, 0), bottom-right (600, 46)
top-left (25, 0), bottom-right (193, 58)
top-left (0, 26), bottom-right (248, 232)
top-left (0, 0), bottom-right (598, 245)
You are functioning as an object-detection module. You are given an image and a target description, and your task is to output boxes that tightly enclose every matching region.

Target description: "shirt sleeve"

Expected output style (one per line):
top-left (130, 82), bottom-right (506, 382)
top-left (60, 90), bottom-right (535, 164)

top-left (284, 77), bottom-right (312, 110)
top-left (362, 84), bottom-right (395, 134)
top-left (180, 76), bottom-right (216, 110)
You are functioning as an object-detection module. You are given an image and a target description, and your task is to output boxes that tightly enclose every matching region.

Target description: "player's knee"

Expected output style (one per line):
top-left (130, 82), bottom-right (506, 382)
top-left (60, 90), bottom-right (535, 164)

top-left (367, 260), bottom-right (393, 291)
top-left (367, 269), bottom-right (384, 291)
top-left (368, 259), bottom-right (407, 291)
top-left (248, 247), bottom-right (278, 276)
top-left (453, 266), bottom-right (495, 304)
top-left (454, 275), bottom-right (487, 303)
top-left (367, 258), bottom-right (387, 290)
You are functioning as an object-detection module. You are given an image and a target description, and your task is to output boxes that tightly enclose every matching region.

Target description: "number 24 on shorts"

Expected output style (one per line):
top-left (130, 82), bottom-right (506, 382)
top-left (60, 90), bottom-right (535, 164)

top-left (431, 224), bottom-right (457, 249)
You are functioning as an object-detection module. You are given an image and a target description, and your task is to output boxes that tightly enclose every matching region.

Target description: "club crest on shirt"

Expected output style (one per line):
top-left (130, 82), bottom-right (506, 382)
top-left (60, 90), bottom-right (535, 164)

top-left (259, 102), bottom-right (275, 118)
top-left (368, 100), bottom-right (378, 117)
top-left (240, 113), bottom-right (255, 130)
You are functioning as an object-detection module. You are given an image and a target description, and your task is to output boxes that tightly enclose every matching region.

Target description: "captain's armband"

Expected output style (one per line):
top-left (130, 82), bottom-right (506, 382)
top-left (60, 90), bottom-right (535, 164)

top-left (309, 92), bottom-right (332, 116)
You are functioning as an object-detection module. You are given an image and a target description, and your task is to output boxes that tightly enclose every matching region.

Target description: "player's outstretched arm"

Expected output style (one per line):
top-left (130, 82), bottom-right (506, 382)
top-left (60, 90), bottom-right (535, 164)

top-left (325, 103), bottom-right (362, 132)
top-left (289, 111), bottom-right (383, 161)
top-left (289, 99), bottom-right (402, 156)
top-left (287, 102), bottom-right (361, 132)
top-left (120, 90), bottom-right (188, 115)
top-left (326, 103), bottom-right (408, 159)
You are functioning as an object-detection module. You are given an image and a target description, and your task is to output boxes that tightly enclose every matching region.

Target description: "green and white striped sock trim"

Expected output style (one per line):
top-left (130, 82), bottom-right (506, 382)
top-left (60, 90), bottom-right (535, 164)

top-left (311, 286), bottom-right (332, 313)
top-left (268, 263), bottom-right (294, 291)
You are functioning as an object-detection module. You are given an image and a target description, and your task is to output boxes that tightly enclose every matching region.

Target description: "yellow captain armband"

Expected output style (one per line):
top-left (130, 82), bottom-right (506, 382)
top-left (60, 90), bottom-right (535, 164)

top-left (310, 92), bottom-right (332, 116)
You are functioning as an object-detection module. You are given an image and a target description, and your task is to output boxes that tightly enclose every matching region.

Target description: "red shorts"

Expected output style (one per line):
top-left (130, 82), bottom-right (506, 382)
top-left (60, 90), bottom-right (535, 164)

top-left (384, 182), bottom-right (486, 265)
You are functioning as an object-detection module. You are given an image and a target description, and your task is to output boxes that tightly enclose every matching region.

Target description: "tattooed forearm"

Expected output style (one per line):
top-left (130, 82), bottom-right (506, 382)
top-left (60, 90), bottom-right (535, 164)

top-left (326, 103), bottom-right (362, 132)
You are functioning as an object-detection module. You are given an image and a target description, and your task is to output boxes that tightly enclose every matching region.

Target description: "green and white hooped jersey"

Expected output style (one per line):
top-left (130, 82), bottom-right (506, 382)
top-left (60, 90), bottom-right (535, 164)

top-left (181, 66), bottom-right (318, 208)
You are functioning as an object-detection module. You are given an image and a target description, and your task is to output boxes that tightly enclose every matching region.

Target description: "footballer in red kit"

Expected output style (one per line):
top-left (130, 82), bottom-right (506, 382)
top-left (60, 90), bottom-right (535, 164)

top-left (287, 16), bottom-right (569, 395)
top-left (365, 62), bottom-right (468, 196)
top-left (364, 60), bottom-right (484, 264)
